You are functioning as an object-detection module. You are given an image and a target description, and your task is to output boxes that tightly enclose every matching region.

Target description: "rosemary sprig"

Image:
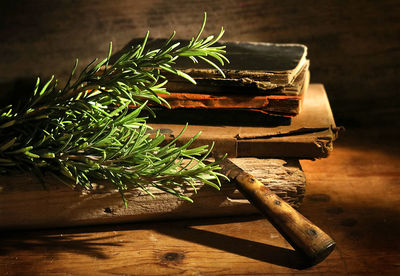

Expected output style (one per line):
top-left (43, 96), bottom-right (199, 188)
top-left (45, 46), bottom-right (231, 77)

top-left (0, 14), bottom-right (228, 205)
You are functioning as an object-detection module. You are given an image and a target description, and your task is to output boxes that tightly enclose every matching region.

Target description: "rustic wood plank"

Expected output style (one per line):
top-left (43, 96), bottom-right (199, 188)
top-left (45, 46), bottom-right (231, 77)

top-left (0, 128), bottom-right (399, 275)
top-left (0, 158), bottom-right (305, 229)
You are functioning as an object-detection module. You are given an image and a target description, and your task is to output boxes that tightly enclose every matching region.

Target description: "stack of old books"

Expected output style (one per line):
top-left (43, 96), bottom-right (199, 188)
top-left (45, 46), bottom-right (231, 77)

top-left (0, 41), bottom-right (339, 229)
top-left (135, 41), bottom-right (339, 221)
top-left (150, 41), bottom-right (339, 159)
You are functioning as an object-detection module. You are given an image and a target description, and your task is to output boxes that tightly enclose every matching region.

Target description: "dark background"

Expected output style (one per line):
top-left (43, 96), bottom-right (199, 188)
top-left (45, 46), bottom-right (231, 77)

top-left (0, 0), bottom-right (399, 127)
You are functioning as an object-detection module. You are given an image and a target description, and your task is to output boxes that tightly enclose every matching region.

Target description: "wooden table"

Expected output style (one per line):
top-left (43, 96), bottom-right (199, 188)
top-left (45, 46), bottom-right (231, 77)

top-left (0, 127), bottom-right (399, 275)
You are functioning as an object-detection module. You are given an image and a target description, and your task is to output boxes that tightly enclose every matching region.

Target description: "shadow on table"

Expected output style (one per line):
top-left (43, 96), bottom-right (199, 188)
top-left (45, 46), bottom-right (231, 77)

top-left (0, 229), bottom-right (124, 259)
top-left (0, 215), bottom-right (311, 269)
top-left (156, 219), bottom-right (310, 269)
top-left (333, 125), bottom-right (400, 160)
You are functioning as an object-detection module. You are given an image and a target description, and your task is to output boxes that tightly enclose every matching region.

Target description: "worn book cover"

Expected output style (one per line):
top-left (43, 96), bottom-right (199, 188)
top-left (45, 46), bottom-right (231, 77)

top-left (158, 69), bottom-right (309, 117)
top-left (165, 41), bottom-right (309, 93)
top-left (113, 40), bottom-right (308, 95)
top-left (149, 84), bottom-right (339, 159)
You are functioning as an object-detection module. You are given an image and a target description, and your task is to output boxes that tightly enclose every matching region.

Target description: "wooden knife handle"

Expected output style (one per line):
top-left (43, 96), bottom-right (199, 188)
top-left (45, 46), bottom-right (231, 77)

top-left (235, 170), bottom-right (336, 265)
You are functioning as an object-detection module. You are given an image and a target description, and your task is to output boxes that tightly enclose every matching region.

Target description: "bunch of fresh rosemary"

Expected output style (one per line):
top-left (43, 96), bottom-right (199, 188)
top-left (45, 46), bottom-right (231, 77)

top-left (0, 14), bottom-right (228, 205)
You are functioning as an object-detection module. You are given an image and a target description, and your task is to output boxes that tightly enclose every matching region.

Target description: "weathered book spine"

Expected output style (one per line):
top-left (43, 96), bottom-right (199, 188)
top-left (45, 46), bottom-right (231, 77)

top-left (155, 70), bottom-right (309, 117)
top-left (157, 93), bottom-right (302, 116)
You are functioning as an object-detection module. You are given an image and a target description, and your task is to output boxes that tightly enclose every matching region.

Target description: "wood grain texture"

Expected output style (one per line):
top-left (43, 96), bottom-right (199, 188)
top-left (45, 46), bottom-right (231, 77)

top-left (0, 0), bottom-right (399, 125)
top-left (0, 127), bottom-right (399, 275)
top-left (0, 158), bottom-right (305, 229)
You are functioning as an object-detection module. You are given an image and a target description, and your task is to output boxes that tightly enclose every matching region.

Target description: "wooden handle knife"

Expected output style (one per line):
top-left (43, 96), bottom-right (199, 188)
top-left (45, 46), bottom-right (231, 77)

top-left (217, 155), bottom-right (336, 265)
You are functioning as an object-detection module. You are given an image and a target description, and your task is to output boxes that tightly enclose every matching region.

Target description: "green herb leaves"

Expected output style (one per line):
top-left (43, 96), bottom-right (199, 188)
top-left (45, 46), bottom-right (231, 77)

top-left (0, 13), bottom-right (228, 204)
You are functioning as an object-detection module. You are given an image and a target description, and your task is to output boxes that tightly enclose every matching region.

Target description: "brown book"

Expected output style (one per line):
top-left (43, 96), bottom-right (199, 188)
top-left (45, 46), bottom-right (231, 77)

top-left (149, 84), bottom-right (340, 159)
top-left (159, 69), bottom-right (309, 117)
top-left (113, 40), bottom-right (310, 116)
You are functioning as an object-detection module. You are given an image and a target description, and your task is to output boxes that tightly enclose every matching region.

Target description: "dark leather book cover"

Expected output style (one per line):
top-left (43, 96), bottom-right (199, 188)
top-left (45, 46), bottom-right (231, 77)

top-left (165, 41), bottom-right (309, 95)
top-left (112, 40), bottom-right (308, 95)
